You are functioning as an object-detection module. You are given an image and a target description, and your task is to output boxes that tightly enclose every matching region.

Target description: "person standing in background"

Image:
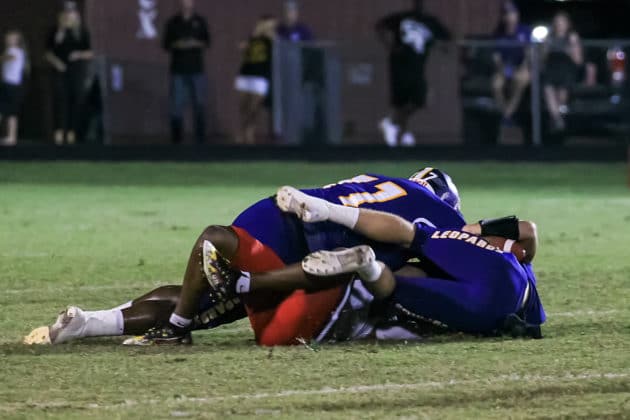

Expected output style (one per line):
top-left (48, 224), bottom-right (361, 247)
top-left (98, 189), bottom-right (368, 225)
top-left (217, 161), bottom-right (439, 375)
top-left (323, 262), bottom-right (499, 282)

top-left (0, 31), bottom-right (28, 146)
top-left (377, 0), bottom-right (451, 147)
top-left (277, 1), bottom-right (313, 42)
top-left (235, 16), bottom-right (277, 145)
top-left (45, 3), bottom-right (93, 145)
top-left (163, 0), bottom-right (210, 144)
top-left (542, 12), bottom-right (584, 132)
top-left (491, 1), bottom-right (531, 122)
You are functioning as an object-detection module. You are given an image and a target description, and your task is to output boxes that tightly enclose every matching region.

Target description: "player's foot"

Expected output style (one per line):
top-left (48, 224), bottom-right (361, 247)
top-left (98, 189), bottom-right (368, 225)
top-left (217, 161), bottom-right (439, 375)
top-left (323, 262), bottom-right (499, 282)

top-left (302, 245), bottom-right (376, 276)
top-left (276, 186), bottom-right (330, 223)
top-left (502, 313), bottom-right (543, 339)
top-left (23, 306), bottom-right (88, 345)
top-left (400, 132), bottom-right (416, 147)
top-left (23, 326), bottom-right (52, 345)
top-left (379, 117), bottom-right (399, 147)
top-left (202, 240), bottom-right (242, 298)
top-left (122, 325), bottom-right (193, 346)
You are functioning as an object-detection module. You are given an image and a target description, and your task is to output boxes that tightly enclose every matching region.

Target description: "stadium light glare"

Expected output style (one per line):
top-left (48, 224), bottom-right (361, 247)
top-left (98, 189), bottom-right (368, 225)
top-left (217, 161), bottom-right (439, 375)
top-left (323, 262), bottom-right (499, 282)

top-left (531, 26), bottom-right (549, 43)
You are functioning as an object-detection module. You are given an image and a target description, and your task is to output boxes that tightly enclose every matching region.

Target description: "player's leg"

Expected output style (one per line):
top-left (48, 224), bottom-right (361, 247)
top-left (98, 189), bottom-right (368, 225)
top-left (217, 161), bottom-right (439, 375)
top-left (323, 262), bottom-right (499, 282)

top-left (48, 226), bottom-right (241, 345)
top-left (306, 249), bottom-right (502, 335)
top-left (170, 226), bottom-right (239, 326)
top-left (300, 244), bottom-right (526, 335)
top-left (228, 223), bottom-right (347, 346)
top-left (24, 285), bottom-right (180, 345)
top-left (241, 263), bottom-right (352, 295)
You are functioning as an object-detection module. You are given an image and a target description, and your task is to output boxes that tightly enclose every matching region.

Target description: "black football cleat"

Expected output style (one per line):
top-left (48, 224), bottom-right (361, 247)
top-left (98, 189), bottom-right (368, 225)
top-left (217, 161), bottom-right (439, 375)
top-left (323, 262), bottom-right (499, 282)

top-left (202, 240), bottom-right (243, 298)
top-left (502, 313), bottom-right (543, 339)
top-left (122, 325), bottom-right (192, 346)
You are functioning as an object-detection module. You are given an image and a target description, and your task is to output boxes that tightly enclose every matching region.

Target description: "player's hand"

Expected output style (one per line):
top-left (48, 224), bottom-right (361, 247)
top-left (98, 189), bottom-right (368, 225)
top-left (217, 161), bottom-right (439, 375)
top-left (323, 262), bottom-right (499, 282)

top-left (276, 186), bottom-right (330, 223)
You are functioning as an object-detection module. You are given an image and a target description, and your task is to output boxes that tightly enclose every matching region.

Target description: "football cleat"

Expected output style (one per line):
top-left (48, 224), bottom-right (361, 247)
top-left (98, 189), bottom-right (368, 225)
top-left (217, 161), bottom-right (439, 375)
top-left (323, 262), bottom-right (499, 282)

top-left (502, 313), bottom-right (543, 339)
top-left (276, 186), bottom-right (330, 223)
top-left (202, 240), bottom-right (241, 298)
top-left (302, 245), bottom-right (376, 276)
top-left (123, 325), bottom-right (192, 346)
top-left (23, 306), bottom-right (87, 345)
top-left (23, 326), bottom-right (51, 345)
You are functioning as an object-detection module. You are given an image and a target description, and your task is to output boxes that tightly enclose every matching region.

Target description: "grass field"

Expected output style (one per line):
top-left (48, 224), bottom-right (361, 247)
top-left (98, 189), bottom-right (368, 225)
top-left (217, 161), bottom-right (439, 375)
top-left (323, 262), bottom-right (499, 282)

top-left (1, 161), bottom-right (629, 419)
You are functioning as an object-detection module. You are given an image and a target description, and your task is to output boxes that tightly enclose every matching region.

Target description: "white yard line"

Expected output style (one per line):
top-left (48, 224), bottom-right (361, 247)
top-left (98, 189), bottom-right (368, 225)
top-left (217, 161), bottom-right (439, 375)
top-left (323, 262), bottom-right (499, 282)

top-left (1, 371), bottom-right (627, 412)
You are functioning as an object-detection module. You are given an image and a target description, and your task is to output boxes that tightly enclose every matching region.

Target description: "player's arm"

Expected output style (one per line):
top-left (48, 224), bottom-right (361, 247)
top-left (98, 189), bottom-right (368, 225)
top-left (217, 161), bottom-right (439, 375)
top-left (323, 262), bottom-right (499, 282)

top-left (353, 209), bottom-right (416, 247)
top-left (462, 217), bottom-right (538, 263)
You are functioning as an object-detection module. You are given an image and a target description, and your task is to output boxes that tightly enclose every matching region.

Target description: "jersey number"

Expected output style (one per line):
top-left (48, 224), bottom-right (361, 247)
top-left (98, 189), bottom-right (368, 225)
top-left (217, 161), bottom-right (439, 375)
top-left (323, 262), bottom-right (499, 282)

top-left (338, 182), bottom-right (407, 207)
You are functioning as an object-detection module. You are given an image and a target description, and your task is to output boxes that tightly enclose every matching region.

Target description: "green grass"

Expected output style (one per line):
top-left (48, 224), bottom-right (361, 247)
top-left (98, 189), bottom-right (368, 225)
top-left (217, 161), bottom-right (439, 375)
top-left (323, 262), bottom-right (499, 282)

top-left (1, 161), bottom-right (629, 419)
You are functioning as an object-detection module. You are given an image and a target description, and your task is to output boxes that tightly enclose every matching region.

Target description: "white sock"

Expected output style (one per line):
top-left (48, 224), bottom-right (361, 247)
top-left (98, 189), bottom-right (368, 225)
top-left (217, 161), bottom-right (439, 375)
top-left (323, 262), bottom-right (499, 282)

top-left (326, 202), bottom-right (360, 229)
top-left (111, 300), bottom-right (133, 311)
top-left (169, 313), bottom-right (192, 329)
top-left (358, 261), bottom-right (383, 283)
top-left (235, 271), bottom-right (251, 294)
top-left (82, 310), bottom-right (124, 337)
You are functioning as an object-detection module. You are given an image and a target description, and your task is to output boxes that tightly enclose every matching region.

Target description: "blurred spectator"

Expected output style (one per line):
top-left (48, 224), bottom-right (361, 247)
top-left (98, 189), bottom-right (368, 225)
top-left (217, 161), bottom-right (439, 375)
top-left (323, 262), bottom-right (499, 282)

top-left (0, 31), bottom-right (28, 146)
top-left (277, 1), bottom-right (313, 42)
top-left (542, 12), bottom-right (583, 132)
top-left (235, 16), bottom-right (277, 145)
top-left (46, 4), bottom-right (93, 145)
top-left (163, 0), bottom-right (210, 144)
top-left (491, 1), bottom-right (530, 121)
top-left (376, 0), bottom-right (451, 147)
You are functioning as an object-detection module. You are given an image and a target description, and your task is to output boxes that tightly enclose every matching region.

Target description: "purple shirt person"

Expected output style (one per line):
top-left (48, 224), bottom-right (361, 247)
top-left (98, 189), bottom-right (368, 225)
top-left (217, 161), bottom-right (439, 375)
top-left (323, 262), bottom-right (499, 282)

top-left (276, 1), bottom-right (313, 42)
top-left (493, 1), bottom-right (531, 78)
top-left (492, 1), bottom-right (532, 119)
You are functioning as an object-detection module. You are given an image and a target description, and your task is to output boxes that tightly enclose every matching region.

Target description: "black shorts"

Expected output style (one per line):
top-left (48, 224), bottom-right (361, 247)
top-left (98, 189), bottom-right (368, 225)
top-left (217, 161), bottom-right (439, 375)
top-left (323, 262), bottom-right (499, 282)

top-left (390, 65), bottom-right (427, 108)
top-left (543, 53), bottom-right (579, 89)
top-left (0, 82), bottom-right (24, 116)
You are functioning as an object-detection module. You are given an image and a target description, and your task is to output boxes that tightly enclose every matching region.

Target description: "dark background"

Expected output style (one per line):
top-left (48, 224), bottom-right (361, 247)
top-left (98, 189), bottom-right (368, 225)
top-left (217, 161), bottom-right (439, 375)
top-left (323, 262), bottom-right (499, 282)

top-left (2, 0), bottom-right (628, 145)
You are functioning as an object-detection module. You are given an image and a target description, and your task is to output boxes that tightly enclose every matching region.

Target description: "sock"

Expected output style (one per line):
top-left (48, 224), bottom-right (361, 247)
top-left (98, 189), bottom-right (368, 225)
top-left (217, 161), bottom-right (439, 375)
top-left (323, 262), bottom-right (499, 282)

top-left (358, 261), bottom-right (383, 283)
top-left (82, 310), bottom-right (124, 337)
top-left (169, 313), bottom-right (192, 329)
top-left (326, 202), bottom-right (360, 229)
top-left (111, 300), bottom-right (133, 311)
top-left (235, 271), bottom-right (251, 294)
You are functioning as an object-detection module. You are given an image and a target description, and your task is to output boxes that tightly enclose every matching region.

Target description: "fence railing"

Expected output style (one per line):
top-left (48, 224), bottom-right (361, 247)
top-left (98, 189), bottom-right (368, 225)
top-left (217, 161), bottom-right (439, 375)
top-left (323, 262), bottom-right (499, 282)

top-left (91, 38), bottom-right (630, 146)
